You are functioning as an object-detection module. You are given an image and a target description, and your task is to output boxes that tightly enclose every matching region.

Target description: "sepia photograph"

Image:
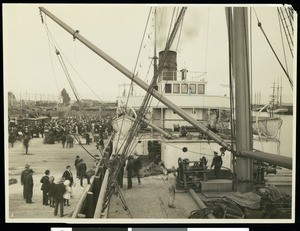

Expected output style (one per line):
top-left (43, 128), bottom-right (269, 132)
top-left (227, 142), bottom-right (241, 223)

top-left (3, 4), bottom-right (296, 223)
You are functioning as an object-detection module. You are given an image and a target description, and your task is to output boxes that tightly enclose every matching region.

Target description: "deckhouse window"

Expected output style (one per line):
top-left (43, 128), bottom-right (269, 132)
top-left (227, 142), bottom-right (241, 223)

top-left (189, 84), bottom-right (196, 94)
top-left (198, 84), bottom-right (205, 94)
top-left (165, 83), bottom-right (172, 93)
top-left (181, 84), bottom-right (188, 94)
top-left (173, 83), bottom-right (180, 93)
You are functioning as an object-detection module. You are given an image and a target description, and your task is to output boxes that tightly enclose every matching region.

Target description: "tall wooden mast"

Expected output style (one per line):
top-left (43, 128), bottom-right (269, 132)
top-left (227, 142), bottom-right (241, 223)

top-left (231, 7), bottom-right (253, 192)
top-left (39, 6), bottom-right (292, 170)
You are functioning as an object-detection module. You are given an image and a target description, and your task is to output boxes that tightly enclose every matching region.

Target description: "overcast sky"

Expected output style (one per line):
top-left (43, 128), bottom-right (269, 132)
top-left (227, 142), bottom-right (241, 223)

top-left (3, 4), bottom-right (296, 104)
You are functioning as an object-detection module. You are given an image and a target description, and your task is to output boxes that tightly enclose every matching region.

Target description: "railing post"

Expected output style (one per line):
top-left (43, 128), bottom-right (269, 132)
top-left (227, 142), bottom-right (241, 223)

top-left (93, 176), bottom-right (101, 204)
top-left (86, 191), bottom-right (94, 218)
top-left (203, 166), bottom-right (207, 181)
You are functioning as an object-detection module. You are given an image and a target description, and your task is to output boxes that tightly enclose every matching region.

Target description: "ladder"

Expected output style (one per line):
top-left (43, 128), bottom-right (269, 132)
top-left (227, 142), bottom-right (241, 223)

top-left (277, 5), bottom-right (294, 58)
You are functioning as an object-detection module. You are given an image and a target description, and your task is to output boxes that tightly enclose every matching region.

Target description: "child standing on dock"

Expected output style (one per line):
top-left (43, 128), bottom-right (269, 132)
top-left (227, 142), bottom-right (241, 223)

top-left (63, 180), bottom-right (71, 206)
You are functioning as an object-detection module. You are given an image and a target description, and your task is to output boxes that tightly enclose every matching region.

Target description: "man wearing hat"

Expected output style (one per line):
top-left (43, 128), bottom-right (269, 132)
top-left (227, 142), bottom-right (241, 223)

top-left (126, 155), bottom-right (134, 189)
top-left (21, 164), bottom-right (31, 199)
top-left (62, 165), bottom-right (74, 187)
top-left (23, 132), bottom-right (30, 154)
top-left (220, 147), bottom-right (226, 156)
top-left (133, 151), bottom-right (142, 185)
top-left (200, 156), bottom-right (208, 168)
top-left (116, 154), bottom-right (125, 188)
top-left (40, 170), bottom-right (50, 205)
top-left (78, 159), bottom-right (90, 187)
top-left (53, 177), bottom-right (66, 217)
top-left (210, 151), bottom-right (223, 178)
top-left (74, 156), bottom-right (81, 178)
top-left (24, 169), bottom-right (34, 204)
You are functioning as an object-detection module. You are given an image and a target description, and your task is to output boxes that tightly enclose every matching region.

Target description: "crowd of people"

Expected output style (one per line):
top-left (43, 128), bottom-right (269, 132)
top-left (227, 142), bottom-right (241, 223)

top-left (12, 113), bottom-right (225, 215)
top-left (11, 115), bottom-right (115, 217)
top-left (20, 154), bottom-right (93, 217)
top-left (8, 115), bottom-right (114, 153)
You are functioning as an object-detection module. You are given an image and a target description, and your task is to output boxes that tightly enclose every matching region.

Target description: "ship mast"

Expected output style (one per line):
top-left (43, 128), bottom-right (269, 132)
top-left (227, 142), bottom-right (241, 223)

top-left (38, 6), bottom-right (292, 170)
top-left (230, 7), bottom-right (253, 192)
top-left (38, 6), bottom-right (231, 151)
top-left (277, 78), bottom-right (280, 106)
top-left (153, 7), bottom-right (158, 85)
top-left (116, 7), bottom-right (187, 161)
top-left (280, 76), bottom-right (283, 106)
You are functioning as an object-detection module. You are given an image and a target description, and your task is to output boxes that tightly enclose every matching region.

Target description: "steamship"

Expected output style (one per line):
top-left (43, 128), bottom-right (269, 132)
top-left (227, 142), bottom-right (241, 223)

top-left (35, 6), bottom-right (293, 220)
top-left (115, 50), bottom-right (281, 170)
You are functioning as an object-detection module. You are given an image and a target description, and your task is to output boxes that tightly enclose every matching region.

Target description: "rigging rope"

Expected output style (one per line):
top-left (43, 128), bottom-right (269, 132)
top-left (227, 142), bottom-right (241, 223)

top-left (249, 8), bottom-right (253, 112)
top-left (43, 15), bottom-right (105, 103)
top-left (73, 134), bottom-right (98, 160)
top-left (99, 8), bottom-right (158, 217)
top-left (175, 12), bottom-right (184, 52)
top-left (166, 7), bottom-right (176, 47)
top-left (252, 8), bottom-right (294, 90)
top-left (55, 50), bottom-right (105, 156)
top-left (115, 7), bottom-right (153, 151)
top-left (41, 14), bottom-right (121, 187)
top-left (42, 18), bottom-right (61, 95)
top-left (125, 7), bottom-right (186, 152)
top-left (45, 21), bottom-right (104, 158)
top-left (277, 9), bottom-right (289, 76)
top-left (123, 6), bottom-right (187, 158)
top-left (104, 9), bottom-right (189, 214)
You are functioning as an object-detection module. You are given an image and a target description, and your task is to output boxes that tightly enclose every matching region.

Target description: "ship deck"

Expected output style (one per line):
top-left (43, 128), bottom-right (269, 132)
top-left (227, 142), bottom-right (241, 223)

top-left (108, 175), bottom-right (200, 219)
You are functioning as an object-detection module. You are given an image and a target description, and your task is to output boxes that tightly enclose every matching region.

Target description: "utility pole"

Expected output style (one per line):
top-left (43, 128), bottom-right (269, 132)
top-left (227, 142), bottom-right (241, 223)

top-left (20, 92), bottom-right (22, 107)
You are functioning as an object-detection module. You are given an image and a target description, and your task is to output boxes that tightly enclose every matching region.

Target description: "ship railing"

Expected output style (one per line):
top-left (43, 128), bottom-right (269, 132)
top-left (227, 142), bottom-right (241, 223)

top-left (71, 133), bottom-right (115, 218)
top-left (159, 70), bottom-right (207, 82)
top-left (178, 160), bottom-right (233, 190)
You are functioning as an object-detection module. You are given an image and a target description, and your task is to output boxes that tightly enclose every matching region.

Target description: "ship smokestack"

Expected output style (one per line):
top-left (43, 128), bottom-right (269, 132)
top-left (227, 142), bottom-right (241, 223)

top-left (180, 68), bottom-right (188, 81)
top-left (158, 50), bottom-right (177, 81)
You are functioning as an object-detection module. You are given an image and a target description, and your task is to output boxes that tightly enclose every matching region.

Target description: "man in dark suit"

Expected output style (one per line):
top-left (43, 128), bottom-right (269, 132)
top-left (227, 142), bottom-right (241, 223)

top-left (133, 152), bottom-right (142, 185)
top-left (62, 165), bottom-right (74, 186)
top-left (116, 154), bottom-right (125, 188)
top-left (24, 169), bottom-right (34, 203)
top-left (78, 159), bottom-right (90, 187)
top-left (21, 164), bottom-right (30, 199)
top-left (40, 169), bottom-right (50, 205)
top-left (74, 155), bottom-right (81, 178)
top-left (211, 151), bottom-right (223, 178)
top-left (23, 133), bottom-right (30, 154)
top-left (66, 133), bottom-right (73, 148)
top-left (126, 155), bottom-right (134, 189)
top-left (53, 177), bottom-right (66, 217)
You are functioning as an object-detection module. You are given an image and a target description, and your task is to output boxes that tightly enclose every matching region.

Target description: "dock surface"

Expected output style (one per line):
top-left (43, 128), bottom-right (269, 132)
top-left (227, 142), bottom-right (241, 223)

top-left (7, 137), bottom-right (96, 220)
top-left (7, 137), bottom-right (200, 220)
